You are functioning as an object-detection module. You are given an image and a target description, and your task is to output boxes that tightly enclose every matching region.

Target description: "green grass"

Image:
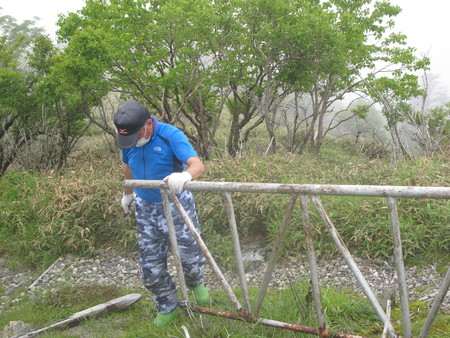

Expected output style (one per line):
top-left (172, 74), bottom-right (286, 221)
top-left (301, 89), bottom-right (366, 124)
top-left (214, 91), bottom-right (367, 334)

top-left (1, 283), bottom-right (448, 337)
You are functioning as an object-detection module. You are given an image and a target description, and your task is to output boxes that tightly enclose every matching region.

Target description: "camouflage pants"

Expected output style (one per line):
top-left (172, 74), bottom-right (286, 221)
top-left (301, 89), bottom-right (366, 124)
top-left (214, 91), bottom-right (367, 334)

top-left (135, 190), bottom-right (206, 314)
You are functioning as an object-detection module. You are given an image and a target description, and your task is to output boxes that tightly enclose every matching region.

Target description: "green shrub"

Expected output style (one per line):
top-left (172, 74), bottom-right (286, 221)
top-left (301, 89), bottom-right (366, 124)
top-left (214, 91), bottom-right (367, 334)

top-left (0, 152), bottom-right (137, 268)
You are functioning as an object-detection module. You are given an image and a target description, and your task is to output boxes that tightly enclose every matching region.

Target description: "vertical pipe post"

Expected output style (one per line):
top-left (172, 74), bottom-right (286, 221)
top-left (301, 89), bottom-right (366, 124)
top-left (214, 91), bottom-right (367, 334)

top-left (300, 195), bottom-right (326, 330)
top-left (311, 196), bottom-right (397, 338)
top-left (223, 192), bottom-right (252, 314)
top-left (168, 191), bottom-right (243, 312)
top-left (419, 265), bottom-right (450, 338)
top-left (387, 197), bottom-right (412, 338)
top-left (161, 190), bottom-right (189, 304)
top-left (382, 300), bottom-right (392, 338)
top-left (253, 194), bottom-right (298, 317)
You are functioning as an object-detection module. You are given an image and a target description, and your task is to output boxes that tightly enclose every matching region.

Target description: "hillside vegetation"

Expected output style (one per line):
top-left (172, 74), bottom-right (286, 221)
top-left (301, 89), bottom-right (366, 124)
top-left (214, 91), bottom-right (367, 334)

top-left (1, 139), bottom-right (448, 270)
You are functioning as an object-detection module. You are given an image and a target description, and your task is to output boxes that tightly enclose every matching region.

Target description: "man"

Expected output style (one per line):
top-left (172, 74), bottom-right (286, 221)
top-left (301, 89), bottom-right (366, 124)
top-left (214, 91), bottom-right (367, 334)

top-left (113, 100), bottom-right (210, 327)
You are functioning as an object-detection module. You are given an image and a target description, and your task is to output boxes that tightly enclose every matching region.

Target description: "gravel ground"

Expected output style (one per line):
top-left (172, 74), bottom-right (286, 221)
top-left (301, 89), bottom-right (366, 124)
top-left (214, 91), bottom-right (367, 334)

top-left (1, 242), bottom-right (449, 315)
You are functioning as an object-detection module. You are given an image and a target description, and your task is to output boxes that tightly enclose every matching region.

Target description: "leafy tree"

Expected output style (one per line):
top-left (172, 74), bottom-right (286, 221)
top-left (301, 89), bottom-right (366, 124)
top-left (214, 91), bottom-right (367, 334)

top-left (55, 0), bottom-right (310, 157)
top-left (0, 11), bottom-right (45, 64)
top-left (58, 0), bottom-right (222, 158)
top-left (55, 0), bottom-right (428, 160)
top-left (30, 27), bottom-right (111, 170)
top-left (0, 10), bottom-right (106, 174)
top-left (395, 72), bottom-right (450, 157)
top-left (364, 68), bottom-right (427, 161)
top-left (0, 13), bottom-right (44, 174)
top-left (278, 0), bottom-right (427, 155)
top-left (427, 103), bottom-right (450, 142)
top-left (213, 13), bottom-right (266, 157)
top-left (218, 0), bottom-right (288, 156)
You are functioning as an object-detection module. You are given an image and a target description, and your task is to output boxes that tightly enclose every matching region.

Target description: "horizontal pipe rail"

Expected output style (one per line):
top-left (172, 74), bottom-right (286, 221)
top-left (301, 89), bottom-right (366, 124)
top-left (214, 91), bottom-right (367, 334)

top-left (125, 180), bottom-right (450, 199)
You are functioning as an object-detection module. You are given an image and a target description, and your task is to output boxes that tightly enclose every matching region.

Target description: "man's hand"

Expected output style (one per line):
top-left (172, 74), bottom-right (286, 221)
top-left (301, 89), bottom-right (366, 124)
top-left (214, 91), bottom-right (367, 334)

top-left (121, 193), bottom-right (135, 214)
top-left (164, 172), bottom-right (192, 193)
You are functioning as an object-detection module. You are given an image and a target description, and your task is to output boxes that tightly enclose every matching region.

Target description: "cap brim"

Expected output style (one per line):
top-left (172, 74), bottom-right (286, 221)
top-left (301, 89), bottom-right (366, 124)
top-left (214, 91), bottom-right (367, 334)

top-left (117, 131), bottom-right (140, 149)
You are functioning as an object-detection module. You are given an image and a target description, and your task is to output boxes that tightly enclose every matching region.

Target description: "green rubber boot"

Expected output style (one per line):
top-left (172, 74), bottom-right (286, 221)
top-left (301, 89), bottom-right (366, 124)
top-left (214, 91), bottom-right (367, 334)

top-left (190, 284), bottom-right (210, 306)
top-left (153, 307), bottom-right (179, 327)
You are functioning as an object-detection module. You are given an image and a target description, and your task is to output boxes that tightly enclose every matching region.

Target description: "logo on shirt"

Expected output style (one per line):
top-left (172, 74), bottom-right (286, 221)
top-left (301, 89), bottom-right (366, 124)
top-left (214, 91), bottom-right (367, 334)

top-left (153, 147), bottom-right (162, 151)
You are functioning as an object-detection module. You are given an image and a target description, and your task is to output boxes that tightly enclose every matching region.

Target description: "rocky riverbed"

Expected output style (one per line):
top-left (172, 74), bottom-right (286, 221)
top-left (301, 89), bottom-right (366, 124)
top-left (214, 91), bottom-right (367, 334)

top-left (1, 243), bottom-right (449, 315)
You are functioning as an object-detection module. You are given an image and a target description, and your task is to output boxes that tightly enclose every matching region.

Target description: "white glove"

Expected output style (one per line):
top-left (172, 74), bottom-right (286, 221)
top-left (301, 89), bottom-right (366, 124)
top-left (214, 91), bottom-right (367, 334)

top-left (164, 172), bottom-right (192, 194)
top-left (121, 193), bottom-right (134, 215)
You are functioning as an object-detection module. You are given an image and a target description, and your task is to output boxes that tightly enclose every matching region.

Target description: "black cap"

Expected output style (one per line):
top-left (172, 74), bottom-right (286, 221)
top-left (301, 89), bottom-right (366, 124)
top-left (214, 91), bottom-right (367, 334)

top-left (114, 100), bottom-right (150, 149)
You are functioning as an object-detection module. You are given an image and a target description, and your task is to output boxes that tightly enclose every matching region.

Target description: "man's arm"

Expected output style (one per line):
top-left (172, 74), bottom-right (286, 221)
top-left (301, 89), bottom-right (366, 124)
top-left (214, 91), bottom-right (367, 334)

top-left (164, 156), bottom-right (204, 193)
top-left (185, 156), bottom-right (205, 180)
top-left (121, 164), bottom-right (135, 215)
top-left (124, 164), bottom-right (134, 194)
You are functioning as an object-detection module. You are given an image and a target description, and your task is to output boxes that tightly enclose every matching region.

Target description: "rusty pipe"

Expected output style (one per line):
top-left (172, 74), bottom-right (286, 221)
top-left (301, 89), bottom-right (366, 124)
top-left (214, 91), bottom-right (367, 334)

top-left (190, 306), bottom-right (365, 337)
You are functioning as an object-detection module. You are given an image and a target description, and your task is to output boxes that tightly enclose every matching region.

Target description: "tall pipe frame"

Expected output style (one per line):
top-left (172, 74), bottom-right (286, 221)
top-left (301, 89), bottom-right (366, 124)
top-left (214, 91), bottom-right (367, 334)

top-left (126, 180), bottom-right (449, 337)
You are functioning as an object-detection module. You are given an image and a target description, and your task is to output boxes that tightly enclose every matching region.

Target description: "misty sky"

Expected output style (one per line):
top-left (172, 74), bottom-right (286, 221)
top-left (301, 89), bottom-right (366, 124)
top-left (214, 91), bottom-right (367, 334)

top-left (2, 0), bottom-right (449, 98)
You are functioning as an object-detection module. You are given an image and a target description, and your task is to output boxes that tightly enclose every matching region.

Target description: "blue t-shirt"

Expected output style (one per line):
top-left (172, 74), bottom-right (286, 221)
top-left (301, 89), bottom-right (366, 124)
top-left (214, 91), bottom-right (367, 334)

top-left (122, 117), bottom-right (198, 202)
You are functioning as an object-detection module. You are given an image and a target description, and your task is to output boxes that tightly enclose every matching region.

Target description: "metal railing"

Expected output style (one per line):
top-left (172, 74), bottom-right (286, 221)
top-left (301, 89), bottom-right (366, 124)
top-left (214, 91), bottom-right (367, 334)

top-left (125, 180), bottom-right (450, 338)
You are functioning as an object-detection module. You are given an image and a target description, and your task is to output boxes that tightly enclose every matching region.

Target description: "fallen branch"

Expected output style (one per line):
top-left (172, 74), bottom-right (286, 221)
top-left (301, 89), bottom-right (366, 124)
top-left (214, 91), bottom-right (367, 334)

top-left (12, 293), bottom-right (142, 337)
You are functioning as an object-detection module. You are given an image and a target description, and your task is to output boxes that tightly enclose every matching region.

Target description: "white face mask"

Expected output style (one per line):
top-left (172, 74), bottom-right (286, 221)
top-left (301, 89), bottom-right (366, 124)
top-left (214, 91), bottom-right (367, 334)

top-left (135, 124), bottom-right (150, 147)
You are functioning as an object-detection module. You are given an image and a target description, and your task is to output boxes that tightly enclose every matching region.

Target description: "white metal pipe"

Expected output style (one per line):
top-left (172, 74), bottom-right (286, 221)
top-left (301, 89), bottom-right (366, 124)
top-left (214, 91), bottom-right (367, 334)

top-left (124, 180), bottom-right (450, 199)
top-left (253, 194), bottom-right (298, 317)
top-left (223, 192), bottom-right (252, 314)
top-left (387, 197), bottom-right (412, 338)
top-left (382, 300), bottom-right (392, 338)
top-left (168, 191), bottom-right (243, 312)
top-left (311, 196), bottom-right (398, 338)
top-left (419, 266), bottom-right (450, 338)
top-left (161, 191), bottom-right (189, 304)
top-left (300, 195), bottom-right (326, 329)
